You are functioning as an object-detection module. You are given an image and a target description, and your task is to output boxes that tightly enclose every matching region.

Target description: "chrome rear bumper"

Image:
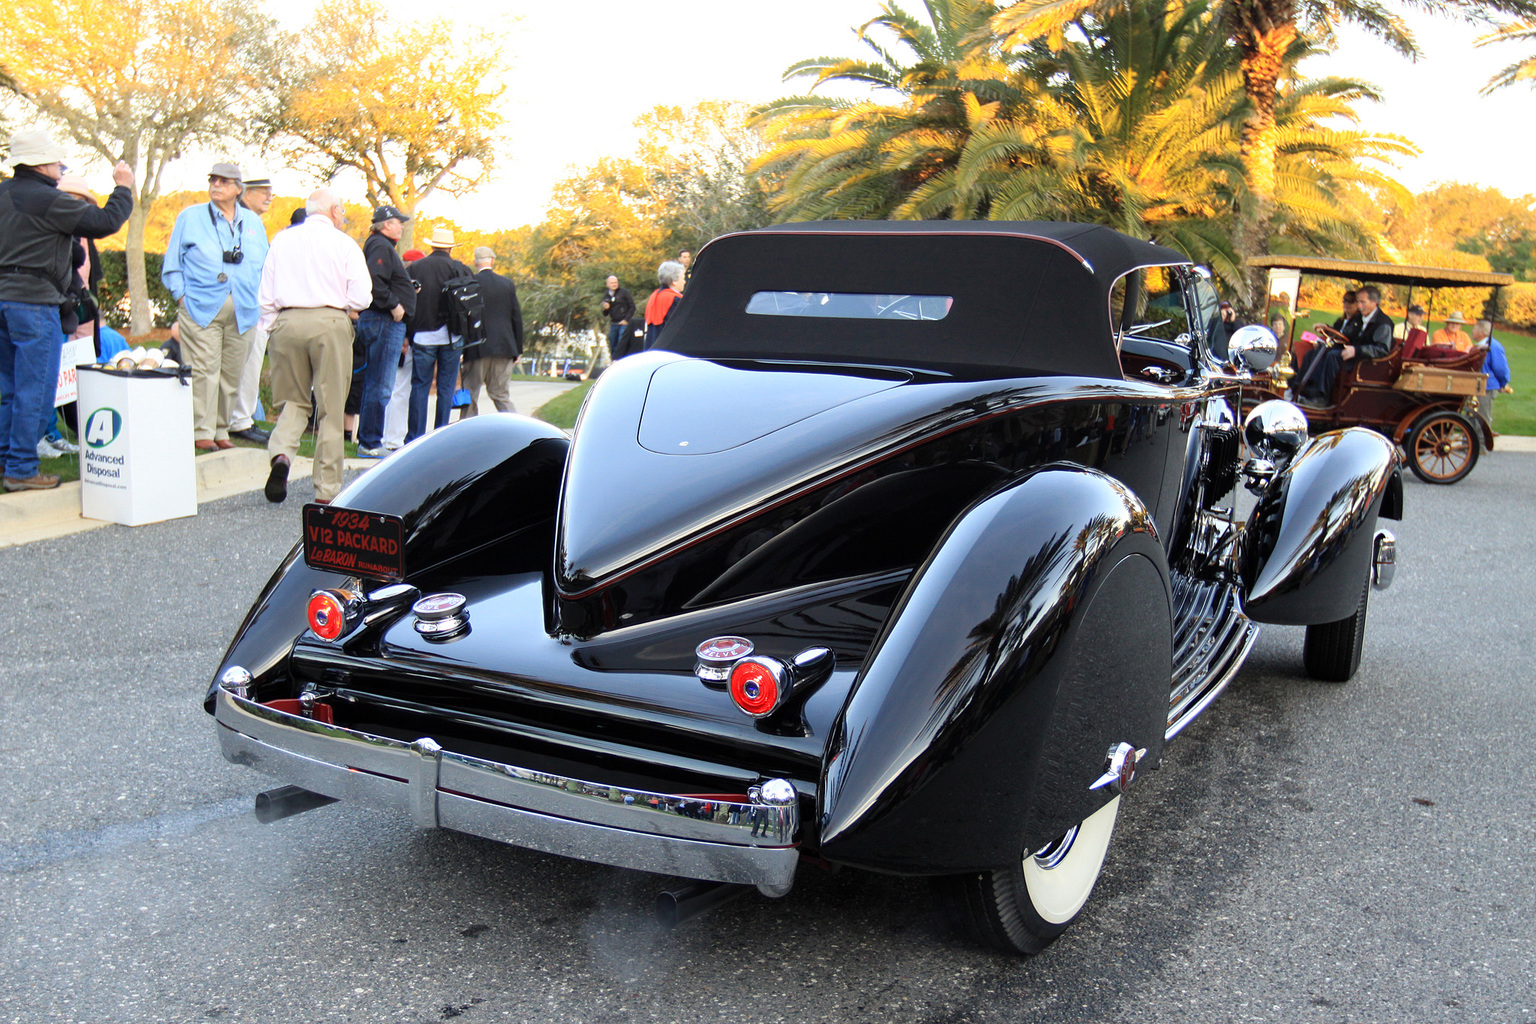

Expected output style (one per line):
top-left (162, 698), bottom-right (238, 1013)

top-left (213, 685), bottom-right (801, 895)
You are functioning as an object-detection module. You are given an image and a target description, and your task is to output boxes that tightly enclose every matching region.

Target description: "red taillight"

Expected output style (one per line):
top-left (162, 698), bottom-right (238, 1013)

top-left (729, 658), bottom-right (784, 717)
top-left (307, 590), bottom-right (348, 641)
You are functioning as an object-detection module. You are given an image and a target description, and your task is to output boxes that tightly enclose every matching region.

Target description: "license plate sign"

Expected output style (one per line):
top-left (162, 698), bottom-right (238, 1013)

top-left (302, 504), bottom-right (405, 580)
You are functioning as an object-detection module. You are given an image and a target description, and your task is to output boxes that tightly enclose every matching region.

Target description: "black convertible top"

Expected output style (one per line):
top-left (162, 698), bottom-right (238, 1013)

top-left (659, 222), bottom-right (1190, 380)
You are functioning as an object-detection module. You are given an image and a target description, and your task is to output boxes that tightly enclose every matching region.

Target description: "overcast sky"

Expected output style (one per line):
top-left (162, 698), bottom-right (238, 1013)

top-left (148, 1), bottom-right (1536, 228)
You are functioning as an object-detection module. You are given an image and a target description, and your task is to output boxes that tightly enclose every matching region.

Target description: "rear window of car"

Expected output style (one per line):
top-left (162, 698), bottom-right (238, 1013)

top-left (746, 291), bottom-right (953, 321)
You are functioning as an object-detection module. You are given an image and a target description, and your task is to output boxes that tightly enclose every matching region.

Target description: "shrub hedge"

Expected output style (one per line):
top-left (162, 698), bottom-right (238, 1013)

top-left (96, 250), bottom-right (176, 330)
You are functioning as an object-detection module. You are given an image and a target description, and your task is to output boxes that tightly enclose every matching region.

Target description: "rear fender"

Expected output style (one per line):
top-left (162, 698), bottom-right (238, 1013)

top-left (204, 415), bottom-right (568, 711)
top-left (817, 467), bottom-right (1171, 874)
top-left (1241, 427), bottom-right (1399, 626)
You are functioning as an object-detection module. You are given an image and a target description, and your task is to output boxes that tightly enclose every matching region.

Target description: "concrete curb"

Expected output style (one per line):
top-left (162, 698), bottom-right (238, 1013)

top-left (0, 447), bottom-right (340, 550)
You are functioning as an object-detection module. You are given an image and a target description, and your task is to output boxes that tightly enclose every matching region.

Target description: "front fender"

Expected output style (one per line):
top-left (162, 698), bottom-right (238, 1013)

top-left (817, 467), bottom-right (1171, 874)
top-left (1240, 427), bottom-right (1400, 626)
top-left (203, 415), bottom-right (568, 711)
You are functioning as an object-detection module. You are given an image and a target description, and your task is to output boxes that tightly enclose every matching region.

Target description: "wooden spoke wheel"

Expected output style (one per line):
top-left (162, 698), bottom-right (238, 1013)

top-left (1406, 410), bottom-right (1479, 485)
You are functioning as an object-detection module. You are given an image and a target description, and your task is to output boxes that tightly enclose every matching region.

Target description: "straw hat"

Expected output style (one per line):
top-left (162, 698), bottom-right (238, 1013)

top-left (1444, 311), bottom-right (1467, 324)
top-left (427, 226), bottom-right (457, 249)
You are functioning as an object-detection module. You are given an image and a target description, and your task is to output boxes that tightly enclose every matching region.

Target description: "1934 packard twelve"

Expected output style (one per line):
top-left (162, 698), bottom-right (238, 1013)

top-left (207, 222), bottom-right (1402, 954)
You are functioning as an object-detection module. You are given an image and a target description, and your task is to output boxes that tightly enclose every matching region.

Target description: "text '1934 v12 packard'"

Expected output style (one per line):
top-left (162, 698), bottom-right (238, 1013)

top-left (207, 222), bottom-right (1402, 954)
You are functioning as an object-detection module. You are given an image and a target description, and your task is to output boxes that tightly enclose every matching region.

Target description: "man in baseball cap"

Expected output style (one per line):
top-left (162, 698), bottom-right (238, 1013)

top-left (354, 203), bottom-right (416, 456)
top-left (227, 164), bottom-right (278, 443)
top-left (0, 130), bottom-right (135, 491)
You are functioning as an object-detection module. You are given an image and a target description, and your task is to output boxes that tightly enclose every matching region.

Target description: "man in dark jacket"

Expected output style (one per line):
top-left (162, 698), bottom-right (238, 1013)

top-left (354, 205), bottom-right (417, 457)
top-left (404, 227), bottom-right (472, 443)
top-left (1296, 284), bottom-right (1392, 406)
top-left (0, 130), bottom-right (133, 491)
top-left (601, 275), bottom-right (634, 361)
top-left (460, 246), bottom-right (524, 417)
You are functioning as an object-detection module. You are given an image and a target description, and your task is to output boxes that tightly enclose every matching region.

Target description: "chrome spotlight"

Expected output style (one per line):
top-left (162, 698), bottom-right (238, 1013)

top-left (1228, 324), bottom-right (1279, 373)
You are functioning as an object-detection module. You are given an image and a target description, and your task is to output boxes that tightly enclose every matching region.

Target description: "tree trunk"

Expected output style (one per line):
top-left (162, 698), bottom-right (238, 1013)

top-left (1236, 22), bottom-right (1295, 308)
top-left (125, 202), bottom-right (151, 337)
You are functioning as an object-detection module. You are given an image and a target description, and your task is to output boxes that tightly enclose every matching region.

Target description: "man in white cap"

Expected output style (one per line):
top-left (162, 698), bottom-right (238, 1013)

top-left (228, 165), bottom-right (276, 444)
top-left (404, 226), bottom-right (471, 443)
top-left (161, 160), bottom-right (269, 452)
top-left (1431, 311), bottom-right (1473, 353)
top-left (0, 129), bottom-right (134, 492)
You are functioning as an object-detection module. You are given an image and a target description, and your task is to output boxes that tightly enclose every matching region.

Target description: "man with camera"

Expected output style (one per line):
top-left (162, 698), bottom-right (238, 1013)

top-left (162, 161), bottom-right (269, 452)
top-left (1, 129), bottom-right (134, 492)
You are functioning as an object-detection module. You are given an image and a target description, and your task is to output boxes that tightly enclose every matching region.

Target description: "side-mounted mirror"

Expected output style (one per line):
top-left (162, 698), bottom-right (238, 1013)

top-left (1229, 325), bottom-right (1278, 373)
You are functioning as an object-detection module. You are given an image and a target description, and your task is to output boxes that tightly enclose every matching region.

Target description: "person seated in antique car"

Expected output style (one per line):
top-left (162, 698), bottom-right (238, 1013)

top-left (1332, 289), bottom-right (1362, 341)
top-left (1294, 284), bottom-right (1393, 406)
top-left (1400, 304), bottom-right (1429, 361)
top-left (1431, 310), bottom-right (1474, 352)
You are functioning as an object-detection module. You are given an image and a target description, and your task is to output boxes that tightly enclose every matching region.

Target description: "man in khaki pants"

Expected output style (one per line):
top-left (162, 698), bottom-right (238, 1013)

top-left (255, 187), bottom-right (370, 504)
top-left (161, 161), bottom-right (268, 451)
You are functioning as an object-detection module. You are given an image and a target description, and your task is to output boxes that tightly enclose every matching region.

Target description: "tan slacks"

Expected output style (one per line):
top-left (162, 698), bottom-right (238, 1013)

top-left (459, 356), bottom-right (516, 417)
top-left (267, 307), bottom-right (353, 502)
top-left (178, 295), bottom-right (253, 441)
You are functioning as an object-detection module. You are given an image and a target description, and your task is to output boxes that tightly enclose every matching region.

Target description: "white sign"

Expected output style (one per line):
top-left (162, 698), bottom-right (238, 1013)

top-left (54, 338), bottom-right (95, 407)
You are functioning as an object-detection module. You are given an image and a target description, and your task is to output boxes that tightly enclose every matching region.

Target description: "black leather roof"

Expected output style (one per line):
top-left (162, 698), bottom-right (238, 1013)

top-left (659, 221), bottom-right (1190, 380)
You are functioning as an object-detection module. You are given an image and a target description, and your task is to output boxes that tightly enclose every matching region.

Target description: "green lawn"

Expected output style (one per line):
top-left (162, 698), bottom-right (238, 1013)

top-left (533, 381), bottom-right (593, 430)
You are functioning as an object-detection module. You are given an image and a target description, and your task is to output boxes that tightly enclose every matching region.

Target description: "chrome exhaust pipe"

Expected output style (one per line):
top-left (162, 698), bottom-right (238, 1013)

top-left (254, 785), bottom-right (338, 824)
top-left (655, 880), bottom-right (751, 929)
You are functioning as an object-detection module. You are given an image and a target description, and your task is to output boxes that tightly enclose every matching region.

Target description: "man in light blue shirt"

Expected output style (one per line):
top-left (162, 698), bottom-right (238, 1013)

top-left (161, 161), bottom-right (268, 450)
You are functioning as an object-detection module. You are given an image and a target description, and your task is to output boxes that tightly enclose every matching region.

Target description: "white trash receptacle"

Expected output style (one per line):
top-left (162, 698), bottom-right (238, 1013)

top-left (77, 366), bottom-right (196, 526)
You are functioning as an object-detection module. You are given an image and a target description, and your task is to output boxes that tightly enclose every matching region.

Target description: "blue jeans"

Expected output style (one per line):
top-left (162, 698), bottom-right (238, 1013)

top-left (0, 301), bottom-right (64, 480)
top-left (607, 321), bottom-right (627, 354)
top-left (356, 311), bottom-right (406, 449)
top-left (407, 342), bottom-right (461, 443)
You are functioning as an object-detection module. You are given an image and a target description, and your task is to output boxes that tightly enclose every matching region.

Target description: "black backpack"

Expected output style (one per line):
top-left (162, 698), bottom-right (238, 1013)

top-left (443, 274), bottom-right (486, 348)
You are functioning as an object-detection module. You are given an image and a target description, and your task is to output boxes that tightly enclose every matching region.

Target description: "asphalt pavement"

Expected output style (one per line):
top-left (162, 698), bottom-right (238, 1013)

top-left (1, 442), bottom-right (1533, 1023)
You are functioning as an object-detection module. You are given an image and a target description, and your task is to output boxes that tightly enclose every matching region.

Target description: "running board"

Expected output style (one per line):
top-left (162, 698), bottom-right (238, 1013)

top-left (1166, 573), bottom-right (1259, 740)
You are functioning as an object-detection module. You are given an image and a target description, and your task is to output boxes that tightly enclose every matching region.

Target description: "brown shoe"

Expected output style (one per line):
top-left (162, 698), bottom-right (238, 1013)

top-left (194, 439), bottom-right (218, 453)
top-left (214, 439), bottom-right (235, 450)
top-left (4, 473), bottom-right (62, 492)
top-left (265, 454), bottom-right (290, 503)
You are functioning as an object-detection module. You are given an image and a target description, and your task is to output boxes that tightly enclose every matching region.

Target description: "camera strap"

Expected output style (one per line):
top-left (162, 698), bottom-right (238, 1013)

top-left (207, 203), bottom-right (242, 260)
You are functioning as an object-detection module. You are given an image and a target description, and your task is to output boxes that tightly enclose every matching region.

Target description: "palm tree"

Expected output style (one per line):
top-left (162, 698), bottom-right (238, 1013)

top-left (752, 0), bottom-right (1035, 220)
top-left (756, 0), bottom-right (1408, 294)
top-left (1475, 18), bottom-right (1536, 92)
top-left (992, 0), bottom-right (1536, 301)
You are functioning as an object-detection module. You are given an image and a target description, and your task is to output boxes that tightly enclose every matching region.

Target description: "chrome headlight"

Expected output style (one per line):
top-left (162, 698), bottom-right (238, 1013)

top-left (1243, 399), bottom-right (1309, 465)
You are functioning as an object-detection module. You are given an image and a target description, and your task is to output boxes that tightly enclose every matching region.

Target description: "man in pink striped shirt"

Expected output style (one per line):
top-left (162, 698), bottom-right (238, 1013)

top-left (256, 187), bottom-right (371, 504)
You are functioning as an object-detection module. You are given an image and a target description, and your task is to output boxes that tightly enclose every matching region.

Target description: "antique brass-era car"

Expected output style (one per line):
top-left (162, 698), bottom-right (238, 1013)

top-left (208, 223), bottom-right (1402, 954)
top-left (1246, 254), bottom-right (1515, 485)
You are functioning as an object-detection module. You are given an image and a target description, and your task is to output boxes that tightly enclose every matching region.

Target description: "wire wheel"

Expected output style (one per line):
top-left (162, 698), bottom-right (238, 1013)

top-left (1407, 411), bottom-right (1479, 485)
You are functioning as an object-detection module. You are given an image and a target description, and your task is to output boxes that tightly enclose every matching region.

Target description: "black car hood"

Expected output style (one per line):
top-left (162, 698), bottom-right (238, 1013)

top-left (554, 351), bottom-right (1147, 595)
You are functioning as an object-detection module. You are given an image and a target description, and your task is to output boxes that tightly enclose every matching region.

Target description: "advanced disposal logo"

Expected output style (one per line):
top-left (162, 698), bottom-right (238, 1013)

top-left (83, 407), bottom-right (126, 486)
top-left (84, 407), bottom-right (122, 449)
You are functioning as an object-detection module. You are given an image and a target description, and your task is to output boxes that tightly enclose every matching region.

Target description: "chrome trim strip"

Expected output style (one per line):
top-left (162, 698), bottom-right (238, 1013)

top-left (1165, 619), bottom-right (1260, 741)
top-left (214, 686), bottom-right (800, 895)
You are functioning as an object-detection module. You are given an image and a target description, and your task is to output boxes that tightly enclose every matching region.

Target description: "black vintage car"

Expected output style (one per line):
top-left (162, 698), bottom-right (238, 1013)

top-left (207, 222), bottom-right (1402, 954)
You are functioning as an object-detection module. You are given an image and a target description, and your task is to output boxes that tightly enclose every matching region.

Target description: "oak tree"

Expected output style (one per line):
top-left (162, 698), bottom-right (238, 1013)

top-left (0, 0), bottom-right (271, 333)
top-left (256, 0), bottom-right (505, 249)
